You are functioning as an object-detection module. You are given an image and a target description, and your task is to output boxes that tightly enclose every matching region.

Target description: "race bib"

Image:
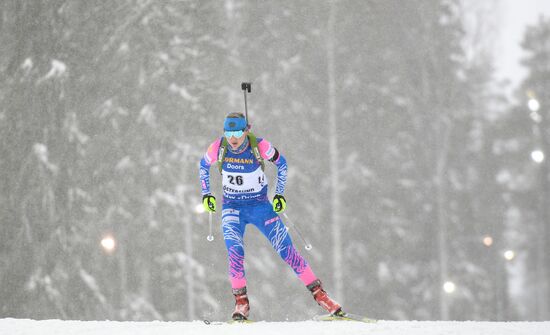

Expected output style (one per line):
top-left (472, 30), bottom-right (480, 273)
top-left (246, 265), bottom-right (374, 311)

top-left (222, 167), bottom-right (267, 196)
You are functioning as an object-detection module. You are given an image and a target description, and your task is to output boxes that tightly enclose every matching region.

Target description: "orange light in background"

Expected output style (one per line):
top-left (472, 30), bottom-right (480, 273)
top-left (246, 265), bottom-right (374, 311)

top-left (101, 235), bottom-right (116, 253)
top-left (483, 236), bottom-right (493, 247)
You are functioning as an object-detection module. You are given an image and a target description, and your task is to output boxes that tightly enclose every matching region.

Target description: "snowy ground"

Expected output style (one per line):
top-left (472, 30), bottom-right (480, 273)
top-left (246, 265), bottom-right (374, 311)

top-left (1, 318), bottom-right (549, 335)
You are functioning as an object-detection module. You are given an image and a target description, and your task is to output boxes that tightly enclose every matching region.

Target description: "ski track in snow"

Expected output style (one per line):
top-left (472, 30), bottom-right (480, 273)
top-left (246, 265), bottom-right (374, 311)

top-left (1, 319), bottom-right (550, 335)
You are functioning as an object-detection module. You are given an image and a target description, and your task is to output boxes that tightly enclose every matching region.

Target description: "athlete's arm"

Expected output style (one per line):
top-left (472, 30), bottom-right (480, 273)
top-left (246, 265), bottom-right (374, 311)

top-left (258, 139), bottom-right (288, 195)
top-left (199, 138), bottom-right (222, 195)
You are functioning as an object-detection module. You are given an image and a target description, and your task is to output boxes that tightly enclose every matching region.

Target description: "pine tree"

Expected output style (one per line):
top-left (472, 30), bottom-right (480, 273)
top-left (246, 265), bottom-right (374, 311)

top-left (516, 15), bottom-right (550, 320)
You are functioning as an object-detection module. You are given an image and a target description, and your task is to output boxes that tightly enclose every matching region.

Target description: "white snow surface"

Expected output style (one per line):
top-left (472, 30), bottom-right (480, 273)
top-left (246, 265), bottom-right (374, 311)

top-left (1, 318), bottom-right (549, 335)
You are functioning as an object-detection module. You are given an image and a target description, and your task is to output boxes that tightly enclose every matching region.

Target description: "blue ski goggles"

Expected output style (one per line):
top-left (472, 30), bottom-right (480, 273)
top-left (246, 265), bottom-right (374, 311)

top-left (224, 129), bottom-right (245, 138)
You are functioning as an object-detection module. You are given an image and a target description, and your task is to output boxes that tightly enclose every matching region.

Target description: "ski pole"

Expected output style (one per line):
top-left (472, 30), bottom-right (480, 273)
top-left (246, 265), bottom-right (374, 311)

top-left (241, 82), bottom-right (251, 125)
top-left (207, 211), bottom-right (214, 242)
top-left (282, 212), bottom-right (312, 251)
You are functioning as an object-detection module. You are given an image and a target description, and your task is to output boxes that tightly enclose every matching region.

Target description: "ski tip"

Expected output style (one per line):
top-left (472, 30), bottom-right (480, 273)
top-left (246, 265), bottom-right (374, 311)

top-left (203, 319), bottom-right (254, 325)
top-left (203, 319), bottom-right (224, 325)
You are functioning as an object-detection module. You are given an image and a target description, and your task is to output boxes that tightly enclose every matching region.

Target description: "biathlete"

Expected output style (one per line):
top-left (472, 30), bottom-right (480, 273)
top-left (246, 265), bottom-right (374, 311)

top-left (199, 112), bottom-right (343, 321)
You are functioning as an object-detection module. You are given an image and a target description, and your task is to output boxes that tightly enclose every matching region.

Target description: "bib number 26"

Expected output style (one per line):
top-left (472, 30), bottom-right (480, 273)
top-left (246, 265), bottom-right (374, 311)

top-left (228, 175), bottom-right (243, 186)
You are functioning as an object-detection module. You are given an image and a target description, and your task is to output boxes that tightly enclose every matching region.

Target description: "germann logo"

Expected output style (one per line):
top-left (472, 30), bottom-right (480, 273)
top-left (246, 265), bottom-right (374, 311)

top-left (229, 122), bottom-right (236, 128)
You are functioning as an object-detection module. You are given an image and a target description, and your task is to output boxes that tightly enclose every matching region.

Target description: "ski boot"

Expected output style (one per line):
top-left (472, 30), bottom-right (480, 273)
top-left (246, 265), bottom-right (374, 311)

top-left (231, 287), bottom-right (250, 321)
top-left (307, 279), bottom-right (344, 316)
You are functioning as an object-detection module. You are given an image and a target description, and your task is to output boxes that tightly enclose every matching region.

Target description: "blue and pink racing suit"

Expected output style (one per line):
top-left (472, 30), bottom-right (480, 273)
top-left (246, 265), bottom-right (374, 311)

top-left (199, 136), bottom-right (318, 290)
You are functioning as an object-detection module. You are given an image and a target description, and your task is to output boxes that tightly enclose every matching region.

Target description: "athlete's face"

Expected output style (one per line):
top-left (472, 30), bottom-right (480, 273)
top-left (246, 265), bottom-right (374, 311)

top-left (227, 130), bottom-right (249, 150)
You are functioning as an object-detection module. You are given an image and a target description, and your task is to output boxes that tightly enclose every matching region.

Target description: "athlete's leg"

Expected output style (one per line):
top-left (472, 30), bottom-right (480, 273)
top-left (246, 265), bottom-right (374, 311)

top-left (250, 202), bottom-right (317, 286)
top-left (221, 207), bottom-right (247, 290)
top-left (247, 202), bottom-right (342, 315)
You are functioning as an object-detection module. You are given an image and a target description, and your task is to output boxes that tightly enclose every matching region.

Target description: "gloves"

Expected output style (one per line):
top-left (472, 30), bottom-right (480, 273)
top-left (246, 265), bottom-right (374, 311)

top-left (272, 194), bottom-right (286, 213)
top-left (203, 194), bottom-right (216, 213)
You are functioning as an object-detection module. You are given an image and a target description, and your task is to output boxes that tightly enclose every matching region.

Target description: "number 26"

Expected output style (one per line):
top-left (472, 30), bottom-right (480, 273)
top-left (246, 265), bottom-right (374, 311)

top-left (228, 175), bottom-right (243, 185)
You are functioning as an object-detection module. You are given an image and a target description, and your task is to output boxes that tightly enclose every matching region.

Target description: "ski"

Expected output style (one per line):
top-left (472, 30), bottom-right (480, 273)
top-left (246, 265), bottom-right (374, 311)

top-left (203, 320), bottom-right (223, 325)
top-left (203, 319), bottom-right (255, 325)
top-left (313, 312), bottom-right (377, 323)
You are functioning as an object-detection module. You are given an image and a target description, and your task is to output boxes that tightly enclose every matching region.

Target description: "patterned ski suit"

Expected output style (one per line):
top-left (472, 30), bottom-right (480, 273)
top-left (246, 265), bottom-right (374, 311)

top-left (199, 136), bottom-right (317, 290)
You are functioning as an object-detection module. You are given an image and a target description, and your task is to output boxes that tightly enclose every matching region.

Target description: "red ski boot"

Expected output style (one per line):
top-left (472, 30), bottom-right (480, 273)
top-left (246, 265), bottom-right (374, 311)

top-left (232, 287), bottom-right (250, 320)
top-left (307, 279), bottom-right (343, 315)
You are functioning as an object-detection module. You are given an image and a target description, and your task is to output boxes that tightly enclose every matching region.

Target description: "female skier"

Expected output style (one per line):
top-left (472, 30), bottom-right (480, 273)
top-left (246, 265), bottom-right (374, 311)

top-left (199, 112), bottom-right (343, 321)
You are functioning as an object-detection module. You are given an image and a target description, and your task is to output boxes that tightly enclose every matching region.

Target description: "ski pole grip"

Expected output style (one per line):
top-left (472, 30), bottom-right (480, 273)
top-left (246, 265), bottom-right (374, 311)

top-left (241, 82), bottom-right (251, 93)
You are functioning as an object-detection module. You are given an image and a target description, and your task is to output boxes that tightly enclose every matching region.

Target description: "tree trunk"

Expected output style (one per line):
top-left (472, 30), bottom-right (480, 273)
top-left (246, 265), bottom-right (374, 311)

top-left (327, 0), bottom-right (343, 302)
top-left (435, 120), bottom-right (451, 320)
top-left (536, 119), bottom-right (550, 320)
top-left (183, 190), bottom-right (195, 320)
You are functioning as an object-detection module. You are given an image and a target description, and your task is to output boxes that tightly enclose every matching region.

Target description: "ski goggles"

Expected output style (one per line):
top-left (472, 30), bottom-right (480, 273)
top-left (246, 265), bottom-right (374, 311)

top-left (224, 129), bottom-right (245, 138)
